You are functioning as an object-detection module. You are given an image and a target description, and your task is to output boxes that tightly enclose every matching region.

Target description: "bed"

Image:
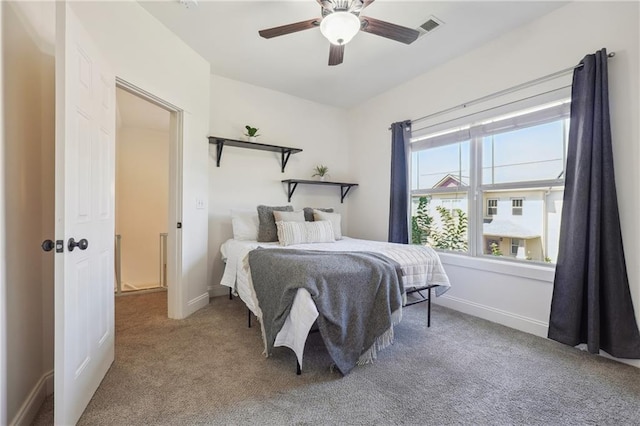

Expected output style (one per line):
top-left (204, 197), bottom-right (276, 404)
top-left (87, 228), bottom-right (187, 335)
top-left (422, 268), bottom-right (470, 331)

top-left (220, 236), bottom-right (451, 374)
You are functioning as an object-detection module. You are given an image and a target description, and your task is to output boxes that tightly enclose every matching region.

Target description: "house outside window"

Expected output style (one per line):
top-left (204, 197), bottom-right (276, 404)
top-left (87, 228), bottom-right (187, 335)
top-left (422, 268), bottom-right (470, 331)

top-left (410, 93), bottom-right (569, 264)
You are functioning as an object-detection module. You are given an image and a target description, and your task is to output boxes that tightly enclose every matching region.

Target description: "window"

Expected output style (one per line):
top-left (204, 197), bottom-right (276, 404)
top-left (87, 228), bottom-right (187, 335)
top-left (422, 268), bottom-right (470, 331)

top-left (410, 94), bottom-right (569, 264)
top-left (487, 199), bottom-right (498, 216)
top-left (410, 136), bottom-right (470, 251)
top-left (511, 198), bottom-right (523, 216)
top-left (441, 199), bottom-right (464, 216)
top-left (511, 238), bottom-right (524, 257)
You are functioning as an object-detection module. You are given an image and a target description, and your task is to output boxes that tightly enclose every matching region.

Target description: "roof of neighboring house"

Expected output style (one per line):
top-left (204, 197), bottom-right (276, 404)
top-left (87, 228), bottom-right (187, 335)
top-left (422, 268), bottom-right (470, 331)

top-left (483, 219), bottom-right (540, 239)
top-left (432, 174), bottom-right (468, 189)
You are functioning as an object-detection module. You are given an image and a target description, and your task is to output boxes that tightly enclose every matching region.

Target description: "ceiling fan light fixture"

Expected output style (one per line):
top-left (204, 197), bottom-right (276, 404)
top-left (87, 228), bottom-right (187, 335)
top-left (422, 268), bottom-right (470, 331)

top-left (320, 11), bottom-right (361, 45)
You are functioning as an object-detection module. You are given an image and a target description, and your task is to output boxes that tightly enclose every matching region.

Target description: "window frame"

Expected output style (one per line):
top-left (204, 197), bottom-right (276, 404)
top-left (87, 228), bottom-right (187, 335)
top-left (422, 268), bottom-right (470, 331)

top-left (511, 198), bottom-right (524, 216)
top-left (409, 93), bottom-right (570, 264)
top-left (486, 198), bottom-right (498, 217)
top-left (510, 238), bottom-right (524, 256)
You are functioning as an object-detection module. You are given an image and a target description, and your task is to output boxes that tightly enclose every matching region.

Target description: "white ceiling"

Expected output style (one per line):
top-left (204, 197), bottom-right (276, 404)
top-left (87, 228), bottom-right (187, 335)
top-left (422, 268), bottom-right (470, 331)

top-left (139, 1), bottom-right (567, 108)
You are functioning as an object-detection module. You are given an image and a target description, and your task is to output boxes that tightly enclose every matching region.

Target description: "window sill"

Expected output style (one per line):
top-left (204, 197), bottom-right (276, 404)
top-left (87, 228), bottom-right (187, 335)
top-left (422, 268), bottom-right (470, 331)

top-left (437, 251), bottom-right (555, 283)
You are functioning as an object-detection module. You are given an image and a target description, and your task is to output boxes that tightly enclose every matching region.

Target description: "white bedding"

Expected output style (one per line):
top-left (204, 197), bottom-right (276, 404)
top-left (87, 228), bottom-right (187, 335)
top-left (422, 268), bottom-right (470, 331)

top-left (220, 237), bottom-right (451, 368)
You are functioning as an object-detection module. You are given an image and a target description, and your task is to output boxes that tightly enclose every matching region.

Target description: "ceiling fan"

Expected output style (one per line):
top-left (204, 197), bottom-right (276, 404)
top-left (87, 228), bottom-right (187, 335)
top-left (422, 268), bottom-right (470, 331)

top-left (258, 0), bottom-right (420, 66)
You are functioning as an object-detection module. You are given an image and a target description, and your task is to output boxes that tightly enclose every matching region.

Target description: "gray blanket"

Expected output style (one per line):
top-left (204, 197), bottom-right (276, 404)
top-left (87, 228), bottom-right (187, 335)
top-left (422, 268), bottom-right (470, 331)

top-left (248, 248), bottom-right (404, 375)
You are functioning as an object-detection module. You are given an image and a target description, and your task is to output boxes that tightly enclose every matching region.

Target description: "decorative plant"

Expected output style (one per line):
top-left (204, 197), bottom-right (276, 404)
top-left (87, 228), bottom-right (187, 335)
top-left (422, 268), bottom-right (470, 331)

top-left (312, 164), bottom-right (329, 178)
top-left (244, 125), bottom-right (260, 138)
top-left (490, 242), bottom-right (503, 256)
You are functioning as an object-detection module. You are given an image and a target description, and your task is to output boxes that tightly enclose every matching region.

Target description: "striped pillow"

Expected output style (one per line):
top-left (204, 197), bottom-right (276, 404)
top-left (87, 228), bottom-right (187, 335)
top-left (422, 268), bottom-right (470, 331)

top-left (276, 220), bottom-right (335, 246)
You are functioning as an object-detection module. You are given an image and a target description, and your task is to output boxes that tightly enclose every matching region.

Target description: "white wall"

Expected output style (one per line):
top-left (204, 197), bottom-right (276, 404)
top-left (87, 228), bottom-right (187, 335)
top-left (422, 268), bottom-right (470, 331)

top-left (70, 1), bottom-right (211, 318)
top-left (347, 1), bottom-right (640, 367)
top-left (116, 126), bottom-right (169, 289)
top-left (208, 75), bottom-right (351, 296)
top-left (1, 2), bottom-right (55, 423)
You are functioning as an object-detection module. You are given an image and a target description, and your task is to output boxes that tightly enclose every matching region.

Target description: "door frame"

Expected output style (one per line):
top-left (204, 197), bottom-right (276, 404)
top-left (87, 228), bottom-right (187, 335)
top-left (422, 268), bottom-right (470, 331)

top-left (115, 78), bottom-right (183, 318)
top-left (0, 3), bottom-right (6, 423)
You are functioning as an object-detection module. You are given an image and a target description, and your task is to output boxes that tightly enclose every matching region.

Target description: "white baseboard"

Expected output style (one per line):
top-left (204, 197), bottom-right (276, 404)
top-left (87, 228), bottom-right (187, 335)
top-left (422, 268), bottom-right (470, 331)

top-left (435, 294), bottom-right (549, 338)
top-left (10, 370), bottom-right (53, 426)
top-left (436, 296), bottom-right (640, 369)
top-left (186, 292), bottom-right (209, 316)
top-left (45, 371), bottom-right (54, 395)
top-left (121, 282), bottom-right (161, 291)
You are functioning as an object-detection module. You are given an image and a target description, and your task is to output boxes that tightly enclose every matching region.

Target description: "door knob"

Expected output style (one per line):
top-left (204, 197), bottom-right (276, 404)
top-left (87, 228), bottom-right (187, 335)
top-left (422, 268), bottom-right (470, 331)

top-left (68, 238), bottom-right (89, 252)
top-left (42, 240), bottom-right (55, 252)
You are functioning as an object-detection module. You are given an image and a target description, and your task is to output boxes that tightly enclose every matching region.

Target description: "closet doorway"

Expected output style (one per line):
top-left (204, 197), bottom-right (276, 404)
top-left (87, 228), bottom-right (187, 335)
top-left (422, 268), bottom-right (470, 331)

top-left (115, 87), bottom-right (171, 299)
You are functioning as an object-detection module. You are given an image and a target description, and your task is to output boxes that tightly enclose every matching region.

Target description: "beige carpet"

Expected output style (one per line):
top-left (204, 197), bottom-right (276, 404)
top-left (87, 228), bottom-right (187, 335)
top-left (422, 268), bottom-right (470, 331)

top-left (33, 292), bottom-right (640, 425)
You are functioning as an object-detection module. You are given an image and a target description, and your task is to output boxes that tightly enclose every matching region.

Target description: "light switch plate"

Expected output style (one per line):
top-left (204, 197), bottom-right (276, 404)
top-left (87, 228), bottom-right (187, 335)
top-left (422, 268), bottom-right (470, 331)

top-left (196, 198), bottom-right (205, 210)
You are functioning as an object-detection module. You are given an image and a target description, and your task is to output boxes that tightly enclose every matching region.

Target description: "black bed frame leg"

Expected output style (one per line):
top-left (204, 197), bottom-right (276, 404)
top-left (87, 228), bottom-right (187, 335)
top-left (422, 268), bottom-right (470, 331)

top-left (229, 288), bottom-right (233, 300)
top-left (427, 288), bottom-right (431, 328)
top-left (248, 309), bottom-right (251, 328)
top-left (296, 361), bottom-right (301, 375)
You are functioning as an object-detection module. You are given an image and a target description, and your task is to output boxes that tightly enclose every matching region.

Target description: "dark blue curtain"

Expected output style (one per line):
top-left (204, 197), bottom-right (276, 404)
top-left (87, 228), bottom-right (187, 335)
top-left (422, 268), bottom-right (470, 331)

top-left (548, 49), bottom-right (640, 358)
top-left (388, 120), bottom-right (411, 244)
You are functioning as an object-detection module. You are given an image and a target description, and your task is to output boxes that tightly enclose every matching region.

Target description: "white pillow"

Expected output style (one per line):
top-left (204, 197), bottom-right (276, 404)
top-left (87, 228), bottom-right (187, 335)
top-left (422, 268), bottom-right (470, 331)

top-left (231, 209), bottom-right (259, 241)
top-left (272, 210), bottom-right (305, 223)
top-left (313, 210), bottom-right (342, 240)
top-left (276, 220), bottom-right (335, 246)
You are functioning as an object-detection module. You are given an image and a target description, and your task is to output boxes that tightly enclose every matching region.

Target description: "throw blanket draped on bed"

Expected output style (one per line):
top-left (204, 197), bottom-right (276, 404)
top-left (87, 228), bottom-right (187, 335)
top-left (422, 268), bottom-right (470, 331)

top-left (248, 248), bottom-right (404, 375)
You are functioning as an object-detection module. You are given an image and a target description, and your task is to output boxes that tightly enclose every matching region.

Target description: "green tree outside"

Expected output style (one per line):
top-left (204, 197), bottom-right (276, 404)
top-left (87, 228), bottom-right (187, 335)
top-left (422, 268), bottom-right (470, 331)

top-left (411, 196), bottom-right (432, 244)
top-left (411, 197), bottom-right (468, 252)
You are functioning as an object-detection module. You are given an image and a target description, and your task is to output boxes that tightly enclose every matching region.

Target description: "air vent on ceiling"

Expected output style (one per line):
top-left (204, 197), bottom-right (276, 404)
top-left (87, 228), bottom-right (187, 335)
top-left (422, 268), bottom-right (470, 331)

top-left (417, 16), bottom-right (444, 38)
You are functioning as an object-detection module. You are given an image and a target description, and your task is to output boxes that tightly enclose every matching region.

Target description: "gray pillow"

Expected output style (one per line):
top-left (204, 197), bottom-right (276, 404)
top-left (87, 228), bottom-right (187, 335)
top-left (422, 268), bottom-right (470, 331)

top-left (257, 205), bottom-right (293, 242)
top-left (303, 207), bottom-right (334, 222)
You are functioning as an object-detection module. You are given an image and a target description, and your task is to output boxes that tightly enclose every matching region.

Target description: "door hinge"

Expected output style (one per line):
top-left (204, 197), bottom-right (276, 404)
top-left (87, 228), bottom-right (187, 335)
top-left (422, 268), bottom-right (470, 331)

top-left (177, 222), bottom-right (182, 229)
top-left (55, 240), bottom-right (64, 253)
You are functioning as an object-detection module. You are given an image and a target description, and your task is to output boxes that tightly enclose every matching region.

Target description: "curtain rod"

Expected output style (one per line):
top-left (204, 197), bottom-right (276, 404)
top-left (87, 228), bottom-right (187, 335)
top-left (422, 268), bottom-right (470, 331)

top-left (412, 84), bottom-right (572, 135)
top-left (389, 51), bottom-right (615, 130)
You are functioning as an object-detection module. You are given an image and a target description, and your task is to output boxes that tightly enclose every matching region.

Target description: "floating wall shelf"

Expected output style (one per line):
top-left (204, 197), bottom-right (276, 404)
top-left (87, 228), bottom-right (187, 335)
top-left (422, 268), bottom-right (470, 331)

top-left (281, 179), bottom-right (358, 204)
top-left (208, 136), bottom-right (303, 173)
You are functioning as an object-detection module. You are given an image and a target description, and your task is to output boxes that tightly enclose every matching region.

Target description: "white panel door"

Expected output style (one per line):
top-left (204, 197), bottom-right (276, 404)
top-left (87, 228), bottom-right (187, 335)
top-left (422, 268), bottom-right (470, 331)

top-left (54, 3), bottom-right (115, 424)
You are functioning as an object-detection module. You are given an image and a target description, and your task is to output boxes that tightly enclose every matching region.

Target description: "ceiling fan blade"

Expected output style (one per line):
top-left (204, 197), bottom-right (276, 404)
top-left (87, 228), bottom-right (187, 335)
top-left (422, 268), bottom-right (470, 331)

top-left (360, 16), bottom-right (420, 44)
top-left (259, 18), bottom-right (319, 39)
top-left (328, 43), bottom-right (345, 66)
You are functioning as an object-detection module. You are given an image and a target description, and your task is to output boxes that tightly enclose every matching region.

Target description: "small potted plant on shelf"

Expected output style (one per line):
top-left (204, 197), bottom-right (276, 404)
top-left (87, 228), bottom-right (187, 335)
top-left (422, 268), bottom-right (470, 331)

top-left (244, 125), bottom-right (260, 142)
top-left (312, 164), bottom-right (330, 181)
